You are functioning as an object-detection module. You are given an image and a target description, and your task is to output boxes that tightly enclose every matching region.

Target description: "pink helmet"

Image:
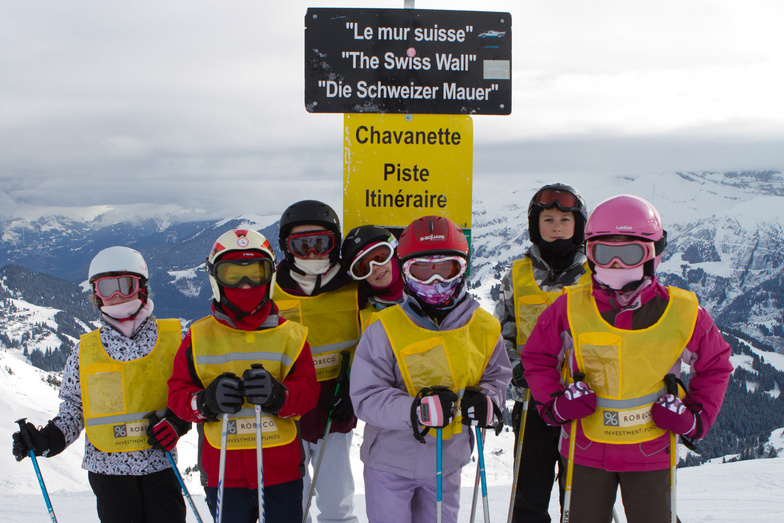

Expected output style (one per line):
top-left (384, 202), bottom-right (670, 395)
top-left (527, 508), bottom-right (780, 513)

top-left (585, 194), bottom-right (667, 273)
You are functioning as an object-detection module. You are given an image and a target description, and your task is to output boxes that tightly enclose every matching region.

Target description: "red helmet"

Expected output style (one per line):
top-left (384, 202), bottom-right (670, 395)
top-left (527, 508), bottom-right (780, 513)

top-left (397, 215), bottom-right (469, 262)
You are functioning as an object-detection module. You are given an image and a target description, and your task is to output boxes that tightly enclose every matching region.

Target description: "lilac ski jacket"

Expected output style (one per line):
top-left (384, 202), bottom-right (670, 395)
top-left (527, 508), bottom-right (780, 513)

top-left (350, 297), bottom-right (512, 479)
top-left (523, 276), bottom-right (733, 472)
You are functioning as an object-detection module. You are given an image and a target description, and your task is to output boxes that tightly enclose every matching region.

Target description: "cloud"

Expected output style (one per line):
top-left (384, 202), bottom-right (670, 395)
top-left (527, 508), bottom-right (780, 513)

top-left (1, 0), bottom-right (783, 220)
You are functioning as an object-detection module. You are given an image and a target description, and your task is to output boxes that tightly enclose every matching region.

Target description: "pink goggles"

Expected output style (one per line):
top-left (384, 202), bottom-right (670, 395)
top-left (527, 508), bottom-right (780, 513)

top-left (93, 274), bottom-right (142, 300)
top-left (587, 240), bottom-right (655, 269)
top-left (402, 255), bottom-right (467, 285)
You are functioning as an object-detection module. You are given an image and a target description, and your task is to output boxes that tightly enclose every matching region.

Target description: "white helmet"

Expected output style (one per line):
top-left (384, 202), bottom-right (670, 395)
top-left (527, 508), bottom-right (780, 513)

top-left (206, 229), bottom-right (277, 302)
top-left (88, 246), bottom-right (149, 282)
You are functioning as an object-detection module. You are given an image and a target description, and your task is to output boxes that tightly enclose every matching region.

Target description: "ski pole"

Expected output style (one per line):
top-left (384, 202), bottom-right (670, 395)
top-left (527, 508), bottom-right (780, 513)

top-left (303, 350), bottom-right (351, 523)
top-left (15, 419), bottom-right (58, 523)
top-left (507, 387), bottom-right (530, 523)
top-left (469, 444), bottom-right (481, 523)
top-left (476, 427), bottom-right (491, 522)
top-left (468, 427), bottom-right (485, 523)
top-left (561, 371), bottom-right (585, 523)
top-left (665, 373), bottom-right (679, 523)
top-left (249, 363), bottom-right (267, 523)
top-left (216, 412), bottom-right (229, 523)
top-left (165, 451), bottom-right (204, 523)
top-left (436, 426), bottom-right (443, 523)
top-left (256, 403), bottom-right (265, 523)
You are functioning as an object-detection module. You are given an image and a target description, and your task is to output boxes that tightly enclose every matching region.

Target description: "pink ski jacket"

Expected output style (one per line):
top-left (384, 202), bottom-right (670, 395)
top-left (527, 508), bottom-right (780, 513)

top-left (522, 277), bottom-right (733, 472)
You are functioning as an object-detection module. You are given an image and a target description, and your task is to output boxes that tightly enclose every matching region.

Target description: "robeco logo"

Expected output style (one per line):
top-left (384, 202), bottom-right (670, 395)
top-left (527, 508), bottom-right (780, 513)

top-left (615, 225), bottom-right (633, 230)
top-left (419, 234), bottom-right (446, 242)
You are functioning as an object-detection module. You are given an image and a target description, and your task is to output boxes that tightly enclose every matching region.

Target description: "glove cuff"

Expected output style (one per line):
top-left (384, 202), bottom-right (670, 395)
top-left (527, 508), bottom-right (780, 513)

top-left (195, 390), bottom-right (218, 421)
top-left (42, 420), bottom-right (66, 458)
top-left (261, 383), bottom-right (287, 414)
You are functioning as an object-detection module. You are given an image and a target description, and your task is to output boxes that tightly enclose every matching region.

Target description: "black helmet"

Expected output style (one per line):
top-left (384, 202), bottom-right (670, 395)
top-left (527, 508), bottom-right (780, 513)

top-left (278, 200), bottom-right (342, 263)
top-left (341, 225), bottom-right (396, 268)
top-left (527, 183), bottom-right (588, 246)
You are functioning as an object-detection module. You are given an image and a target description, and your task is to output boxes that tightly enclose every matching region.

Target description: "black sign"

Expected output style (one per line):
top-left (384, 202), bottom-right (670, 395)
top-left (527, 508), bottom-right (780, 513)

top-left (305, 8), bottom-right (512, 115)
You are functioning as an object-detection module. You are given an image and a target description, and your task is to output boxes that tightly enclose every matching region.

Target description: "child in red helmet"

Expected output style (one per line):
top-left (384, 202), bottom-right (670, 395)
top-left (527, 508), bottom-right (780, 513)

top-left (523, 195), bottom-right (733, 522)
top-left (350, 215), bottom-right (512, 523)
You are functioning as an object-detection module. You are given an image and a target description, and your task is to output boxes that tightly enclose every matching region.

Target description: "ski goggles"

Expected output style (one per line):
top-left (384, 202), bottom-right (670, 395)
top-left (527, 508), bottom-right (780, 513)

top-left (348, 242), bottom-right (396, 280)
top-left (587, 240), bottom-right (655, 269)
top-left (286, 231), bottom-right (335, 258)
top-left (212, 258), bottom-right (274, 287)
top-left (403, 255), bottom-right (467, 285)
top-left (532, 188), bottom-right (581, 212)
top-left (93, 275), bottom-right (142, 300)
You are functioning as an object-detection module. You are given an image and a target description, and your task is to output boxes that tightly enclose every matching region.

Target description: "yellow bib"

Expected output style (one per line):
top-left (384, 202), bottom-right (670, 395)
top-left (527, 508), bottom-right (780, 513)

top-left (566, 285), bottom-right (698, 444)
top-left (377, 305), bottom-right (500, 440)
top-left (80, 319), bottom-right (182, 452)
top-left (273, 283), bottom-right (360, 381)
top-left (192, 316), bottom-right (307, 450)
top-left (512, 258), bottom-right (591, 350)
top-left (360, 305), bottom-right (381, 334)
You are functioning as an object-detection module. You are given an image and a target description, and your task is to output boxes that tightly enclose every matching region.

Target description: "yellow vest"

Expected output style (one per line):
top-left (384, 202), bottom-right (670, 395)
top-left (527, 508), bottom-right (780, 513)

top-left (360, 306), bottom-right (381, 334)
top-left (79, 319), bottom-right (182, 452)
top-left (191, 316), bottom-right (307, 450)
top-left (512, 258), bottom-right (591, 350)
top-left (566, 285), bottom-right (699, 444)
top-left (273, 283), bottom-right (360, 382)
top-left (377, 305), bottom-right (501, 440)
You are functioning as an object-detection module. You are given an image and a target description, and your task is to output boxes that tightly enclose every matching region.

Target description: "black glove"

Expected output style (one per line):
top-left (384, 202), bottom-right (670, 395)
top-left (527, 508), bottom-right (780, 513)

top-left (461, 388), bottom-right (495, 428)
top-left (146, 410), bottom-right (191, 452)
top-left (242, 365), bottom-right (286, 413)
top-left (12, 420), bottom-right (66, 462)
top-left (197, 372), bottom-right (243, 419)
top-left (323, 379), bottom-right (354, 423)
top-left (511, 362), bottom-right (528, 388)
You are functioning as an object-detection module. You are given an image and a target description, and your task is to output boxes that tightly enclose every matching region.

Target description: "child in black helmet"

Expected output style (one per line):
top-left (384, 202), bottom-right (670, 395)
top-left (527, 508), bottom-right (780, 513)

top-left (273, 200), bottom-right (360, 523)
top-left (341, 224), bottom-right (405, 329)
top-left (494, 183), bottom-right (591, 522)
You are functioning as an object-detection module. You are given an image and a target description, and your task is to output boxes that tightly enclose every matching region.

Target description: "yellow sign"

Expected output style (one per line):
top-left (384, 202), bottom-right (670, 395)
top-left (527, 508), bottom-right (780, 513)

top-left (343, 113), bottom-right (473, 235)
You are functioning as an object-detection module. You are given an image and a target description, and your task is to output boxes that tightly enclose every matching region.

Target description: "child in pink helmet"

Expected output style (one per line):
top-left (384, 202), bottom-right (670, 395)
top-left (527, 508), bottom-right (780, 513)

top-left (522, 195), bottom-right (733, 522)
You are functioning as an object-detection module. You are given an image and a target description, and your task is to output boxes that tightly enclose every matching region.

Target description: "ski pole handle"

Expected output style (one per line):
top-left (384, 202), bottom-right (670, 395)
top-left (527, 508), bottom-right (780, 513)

top-left (573, 371), bottom-right (586, 383)
top-left (664, 373), bottom-right (678, 396)
top-left (336, 350), bottom-right (351, 385)
top-left (16, 418), bottom-right (35, 451)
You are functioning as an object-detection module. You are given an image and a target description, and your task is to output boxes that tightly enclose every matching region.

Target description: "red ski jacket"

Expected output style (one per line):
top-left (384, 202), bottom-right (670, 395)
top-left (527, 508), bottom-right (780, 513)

top-left (168, 309), bottom-right (319, 488)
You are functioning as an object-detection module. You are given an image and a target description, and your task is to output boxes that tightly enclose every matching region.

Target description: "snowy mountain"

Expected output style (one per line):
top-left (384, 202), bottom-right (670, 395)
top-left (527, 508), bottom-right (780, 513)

top-left (2, 169), bottom-right (784, 519)
top-left (2, 342), bottom-right (784, 522)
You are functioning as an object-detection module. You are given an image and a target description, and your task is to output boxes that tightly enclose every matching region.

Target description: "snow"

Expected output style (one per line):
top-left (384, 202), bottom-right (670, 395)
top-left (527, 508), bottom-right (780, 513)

top-left (3, 347), bottom-right (784, 522)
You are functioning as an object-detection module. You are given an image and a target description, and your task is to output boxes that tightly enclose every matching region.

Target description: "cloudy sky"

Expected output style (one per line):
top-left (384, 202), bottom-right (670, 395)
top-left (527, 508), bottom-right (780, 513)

top-left (1, 0), bottom-right (783, 221)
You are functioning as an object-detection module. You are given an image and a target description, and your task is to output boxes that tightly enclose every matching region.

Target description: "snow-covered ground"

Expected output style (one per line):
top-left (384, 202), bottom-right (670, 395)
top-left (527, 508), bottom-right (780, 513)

top-left (3, 348), bottom-right (784, 522)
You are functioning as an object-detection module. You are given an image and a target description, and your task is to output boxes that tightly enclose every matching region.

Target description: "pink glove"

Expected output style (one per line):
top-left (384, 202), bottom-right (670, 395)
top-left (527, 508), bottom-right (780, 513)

top-left (416, 391), bottom-right (456, 428)
top-left (652, 394), bottom-right (697, 437)
top-left (547, 381), bottom-right (597, 425)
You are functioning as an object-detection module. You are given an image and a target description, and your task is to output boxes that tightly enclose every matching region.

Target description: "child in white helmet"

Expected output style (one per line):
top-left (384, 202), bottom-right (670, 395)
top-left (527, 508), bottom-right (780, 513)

top-left (167, 229), bottom-right (319, 523)
top-left (12, 246), bottom-right (190, 522)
